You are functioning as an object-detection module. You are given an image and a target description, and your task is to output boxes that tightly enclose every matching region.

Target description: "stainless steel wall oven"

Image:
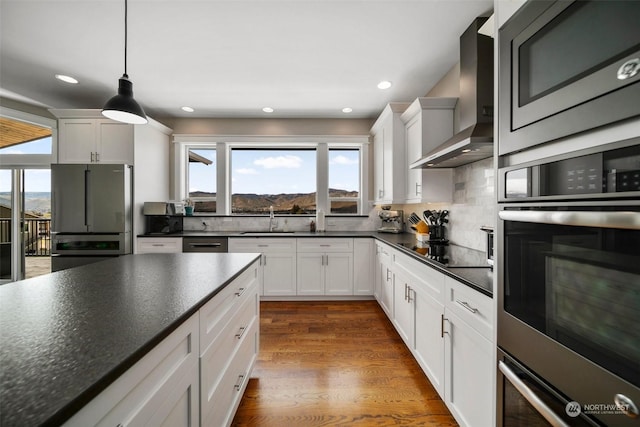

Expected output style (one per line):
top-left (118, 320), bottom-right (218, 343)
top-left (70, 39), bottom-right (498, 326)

top-left (497, 139), bottom-right (640, 426)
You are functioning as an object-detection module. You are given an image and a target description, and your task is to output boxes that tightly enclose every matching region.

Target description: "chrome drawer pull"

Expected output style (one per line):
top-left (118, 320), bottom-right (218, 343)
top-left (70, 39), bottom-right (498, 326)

top-left (235, 326), bottom-right (247, 339)
top-left (234, 374), bottom-right (245, 391)
top-left (455, 299), bottom-right (478, 313)
top-left (235, 287), bottom-right (245, 297)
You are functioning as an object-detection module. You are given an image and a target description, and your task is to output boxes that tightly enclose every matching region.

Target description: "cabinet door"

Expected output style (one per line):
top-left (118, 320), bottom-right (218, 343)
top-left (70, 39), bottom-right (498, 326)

top-left (64, 315), bottom-right (200, 427)
top-left (392, 268), bottom-right (414, 346)
top-left (96, 120), bottom-right (134, 164)
top-left (297, 252), bottom-right (324, 295)
top-left (263, 253), bottom-right (297, 296)
top-left (444, 310), bottom-right (494, 427)
top-left (325, 252), bottom-right (353, 295)
top-left (413, 284), bottom-right (445, 397)
top-left (58, 119), bottom-right (96, 163)
top-left (405, 115), bottom-right (423, 203)
top-left (373, 130), bottom-right (386, 203)
top-left (353, 239), bottom-right (374, 295)
top-left (379, 259), bottom-right (394, 317)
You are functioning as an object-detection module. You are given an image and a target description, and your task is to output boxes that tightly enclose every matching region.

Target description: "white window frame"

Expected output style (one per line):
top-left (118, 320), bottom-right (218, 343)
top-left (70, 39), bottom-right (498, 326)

top-left (172, 135), bottom-right (368, 216)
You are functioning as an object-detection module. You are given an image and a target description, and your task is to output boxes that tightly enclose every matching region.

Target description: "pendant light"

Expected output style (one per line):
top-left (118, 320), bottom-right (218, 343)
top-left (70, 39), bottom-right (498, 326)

top-left (102, 0), bottom-right (148, 124)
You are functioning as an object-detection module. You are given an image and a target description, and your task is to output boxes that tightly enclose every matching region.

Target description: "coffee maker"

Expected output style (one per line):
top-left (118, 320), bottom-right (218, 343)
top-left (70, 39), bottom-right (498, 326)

top-left (378, 208), bottom-right (404, 233)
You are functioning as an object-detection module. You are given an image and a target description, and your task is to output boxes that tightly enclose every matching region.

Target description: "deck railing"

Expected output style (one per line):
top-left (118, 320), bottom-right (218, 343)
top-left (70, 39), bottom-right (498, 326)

top-left (0, 218), bottom-right (51, 256)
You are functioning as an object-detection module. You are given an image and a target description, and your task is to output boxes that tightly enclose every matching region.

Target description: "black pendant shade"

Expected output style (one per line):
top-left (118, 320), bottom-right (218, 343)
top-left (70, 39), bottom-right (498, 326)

top-left (102, 74), bottom-right (148, 124)
top-left (102, 0), bottom-right (148, 125)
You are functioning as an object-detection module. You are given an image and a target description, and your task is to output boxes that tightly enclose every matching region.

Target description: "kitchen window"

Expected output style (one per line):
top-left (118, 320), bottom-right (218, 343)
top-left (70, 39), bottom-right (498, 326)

top-left (328, 148), bottom-right (360, 214)
top-left (230, 148), bottom-right (317, 215)
top-left (172, 137), bottom-right (367, 216)
top-left (186, 148), bottom-right (216, 213)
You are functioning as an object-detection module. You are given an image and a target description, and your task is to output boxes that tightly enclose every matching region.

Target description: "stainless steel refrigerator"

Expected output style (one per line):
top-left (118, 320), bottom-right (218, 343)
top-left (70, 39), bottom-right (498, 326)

top-left (51, 164), bottom-right (132, 271)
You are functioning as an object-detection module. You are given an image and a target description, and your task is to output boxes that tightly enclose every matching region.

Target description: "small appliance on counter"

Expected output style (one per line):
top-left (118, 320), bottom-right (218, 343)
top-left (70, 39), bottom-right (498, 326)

top-left (378, 207), bottom-right (404, 233)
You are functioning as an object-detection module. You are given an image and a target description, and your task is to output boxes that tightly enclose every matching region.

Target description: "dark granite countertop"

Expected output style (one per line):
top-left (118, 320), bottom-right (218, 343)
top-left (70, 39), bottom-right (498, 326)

top-left (0, 253), bottom-right (260, 427)
top-left (137, 231), bottom-right (493, 296)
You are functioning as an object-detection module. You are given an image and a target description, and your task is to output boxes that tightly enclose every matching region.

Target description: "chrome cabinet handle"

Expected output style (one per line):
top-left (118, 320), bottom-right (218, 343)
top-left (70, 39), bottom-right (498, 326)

top-left (407, 286), bottom-right (413, 303)
top-left (441, 314), bottom-right (448, 338)
top-left (386, 268), bottom-right (391, 282)
top-left (404, 283), bottom-right (408, 301)
top-left (455, 299), bottom-right (478, 314)
top-left (499, 361), bottom-right (569, 427)
top-left (234, 374), bottom-right (245, 391)
top-left (235, 326), bottom-right (247, 339)
top-left (95, 152), bottom-right (100, 162)
top-left (263, 254), bottom-right (267, 266)
top-left (151, 243), bottom-right (164, 247)
top-left (415, 182), bottom-right (421, 195)
top-left (235, 287), bottom-right (245, 297)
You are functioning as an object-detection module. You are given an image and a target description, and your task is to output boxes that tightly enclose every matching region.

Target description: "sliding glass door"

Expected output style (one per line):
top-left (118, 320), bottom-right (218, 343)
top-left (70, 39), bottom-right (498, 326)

top-left (0, 168), bottom-right (51, 282)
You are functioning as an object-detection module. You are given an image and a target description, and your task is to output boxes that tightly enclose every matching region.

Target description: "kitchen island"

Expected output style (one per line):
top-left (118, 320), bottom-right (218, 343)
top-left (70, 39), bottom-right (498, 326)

top-left (0, 252), bottom-right (261, 426)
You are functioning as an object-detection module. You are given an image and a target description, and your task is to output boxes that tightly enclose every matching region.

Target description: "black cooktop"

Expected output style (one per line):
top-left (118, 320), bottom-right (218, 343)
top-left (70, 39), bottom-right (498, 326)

top-left (396, 241), bottom-right (489, 268)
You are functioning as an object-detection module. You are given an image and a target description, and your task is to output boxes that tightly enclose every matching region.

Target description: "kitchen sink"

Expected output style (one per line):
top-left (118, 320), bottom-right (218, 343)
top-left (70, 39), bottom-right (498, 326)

top-left (240, 231), bottom-right (296, 236)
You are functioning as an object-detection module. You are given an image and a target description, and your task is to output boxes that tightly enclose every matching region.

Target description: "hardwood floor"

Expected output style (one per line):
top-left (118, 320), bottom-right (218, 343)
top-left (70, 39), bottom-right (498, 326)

top-left (232, 301), bottom-right (458, 427)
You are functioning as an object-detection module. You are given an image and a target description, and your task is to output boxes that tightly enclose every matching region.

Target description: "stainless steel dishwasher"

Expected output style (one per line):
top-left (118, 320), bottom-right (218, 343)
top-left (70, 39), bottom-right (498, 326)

top-left (182, 236), bottom-right (228, 252)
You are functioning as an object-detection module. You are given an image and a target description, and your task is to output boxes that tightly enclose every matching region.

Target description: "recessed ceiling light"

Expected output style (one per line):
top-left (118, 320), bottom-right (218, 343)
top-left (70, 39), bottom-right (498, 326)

top-left (377, 80), bottom-right (392, 90)
top-left (342, 107), bottom-right (353, 113)
top-left (461, 149), bottom-right (472, 153)
top-left (181, 106), bottom-right (195, 113)
top-left (262, 107), bottom-right (274, 113)
top-left (55, 74), bottom-right (78, 84)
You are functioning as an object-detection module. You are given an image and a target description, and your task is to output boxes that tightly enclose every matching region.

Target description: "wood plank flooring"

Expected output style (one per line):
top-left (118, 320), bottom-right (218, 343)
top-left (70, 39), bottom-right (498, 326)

top-left (232, 301), bottom-right (458, 426)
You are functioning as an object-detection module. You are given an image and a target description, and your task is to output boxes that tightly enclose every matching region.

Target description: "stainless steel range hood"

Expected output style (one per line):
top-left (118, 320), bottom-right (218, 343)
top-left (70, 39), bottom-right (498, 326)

top-left (411, 17), bottom-right (494, 169)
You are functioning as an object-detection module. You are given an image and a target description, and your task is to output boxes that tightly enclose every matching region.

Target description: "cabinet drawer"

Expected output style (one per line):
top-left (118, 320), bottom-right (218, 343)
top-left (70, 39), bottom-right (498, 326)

top-left (199, 261), bottom-right (259, 354)
top-left (229, 238), bottom-right (296, 253)
top-left (297, 238), bottom-right (353, 253)
top-left (136, 237), bottom-right (183, 254)
top-left (201, 318), bottom-right (258, 427)
top-left (200, 292), bottom-right (258, 406)
top-left (445, 276), bottom-right (494, 340)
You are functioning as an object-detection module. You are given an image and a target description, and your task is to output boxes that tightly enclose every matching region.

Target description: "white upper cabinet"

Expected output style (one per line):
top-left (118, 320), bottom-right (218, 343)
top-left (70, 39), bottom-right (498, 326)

top-left (371, 102), bottom-right (410, 204)
top-left (401, 97), bottom-right (457, 204)
top-left (57, 118), bottom-right (134, 164)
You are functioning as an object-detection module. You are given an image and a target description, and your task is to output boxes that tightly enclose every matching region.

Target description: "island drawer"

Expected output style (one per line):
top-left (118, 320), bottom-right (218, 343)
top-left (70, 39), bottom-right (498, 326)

top-left (444, 276), bottom-right (493, 340)
top-left (199, 260), bottom-right (259, 355)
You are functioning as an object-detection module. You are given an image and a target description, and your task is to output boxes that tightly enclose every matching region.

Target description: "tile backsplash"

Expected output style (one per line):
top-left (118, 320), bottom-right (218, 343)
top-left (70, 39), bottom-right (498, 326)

top-left (394, 157), bottom-right (495, 252)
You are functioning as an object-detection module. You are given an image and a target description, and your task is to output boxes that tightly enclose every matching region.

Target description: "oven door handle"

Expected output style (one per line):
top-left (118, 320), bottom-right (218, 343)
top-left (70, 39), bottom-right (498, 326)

top-left (498, 361), bottom-right (569, 427)
top-left (498, 210), bottom-right (640, 230)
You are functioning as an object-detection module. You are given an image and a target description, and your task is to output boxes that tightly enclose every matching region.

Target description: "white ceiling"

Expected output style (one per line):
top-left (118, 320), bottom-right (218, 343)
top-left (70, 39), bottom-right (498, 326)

top-left (0, 0), bottom-right (492, 120)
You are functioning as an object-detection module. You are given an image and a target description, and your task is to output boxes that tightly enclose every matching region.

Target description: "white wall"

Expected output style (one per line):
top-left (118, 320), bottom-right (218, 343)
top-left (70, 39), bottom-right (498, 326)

top-left (132, 120), bottom-right (172, 240)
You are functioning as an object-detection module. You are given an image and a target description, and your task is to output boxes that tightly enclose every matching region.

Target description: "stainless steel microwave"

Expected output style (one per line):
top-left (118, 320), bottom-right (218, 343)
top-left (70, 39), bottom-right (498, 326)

top-left (498, 0), bottom-right (640, 156)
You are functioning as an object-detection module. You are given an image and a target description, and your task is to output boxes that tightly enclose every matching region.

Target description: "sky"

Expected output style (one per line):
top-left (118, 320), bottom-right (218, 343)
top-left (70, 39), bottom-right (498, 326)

top-left (189, 148), bottom-right (359, 195)
top-left (0, 137), bottom-right (52, 192)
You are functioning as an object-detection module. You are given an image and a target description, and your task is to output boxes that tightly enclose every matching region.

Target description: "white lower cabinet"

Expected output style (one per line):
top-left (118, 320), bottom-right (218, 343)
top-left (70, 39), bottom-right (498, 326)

top-left (229, 238), bottom-right (296, 296)
top-left (64, 260), bottom-right (261, 427)
top-left (443, 309), bottom-right (493, 427)
top-left (380, 248), bottom-right (494, 427)
top-left (136, 237), bottom-right (183, 254)
top-left (200, 262), bottom-right (260, 427)
top-left (442, 276), bottom-right (494, 427)
top-left (353, 238), bottom-right (374, 295)
top-left (64, 314), bottom-right (200, 427)
top-left (296, 238), bottom-right (353, 296)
